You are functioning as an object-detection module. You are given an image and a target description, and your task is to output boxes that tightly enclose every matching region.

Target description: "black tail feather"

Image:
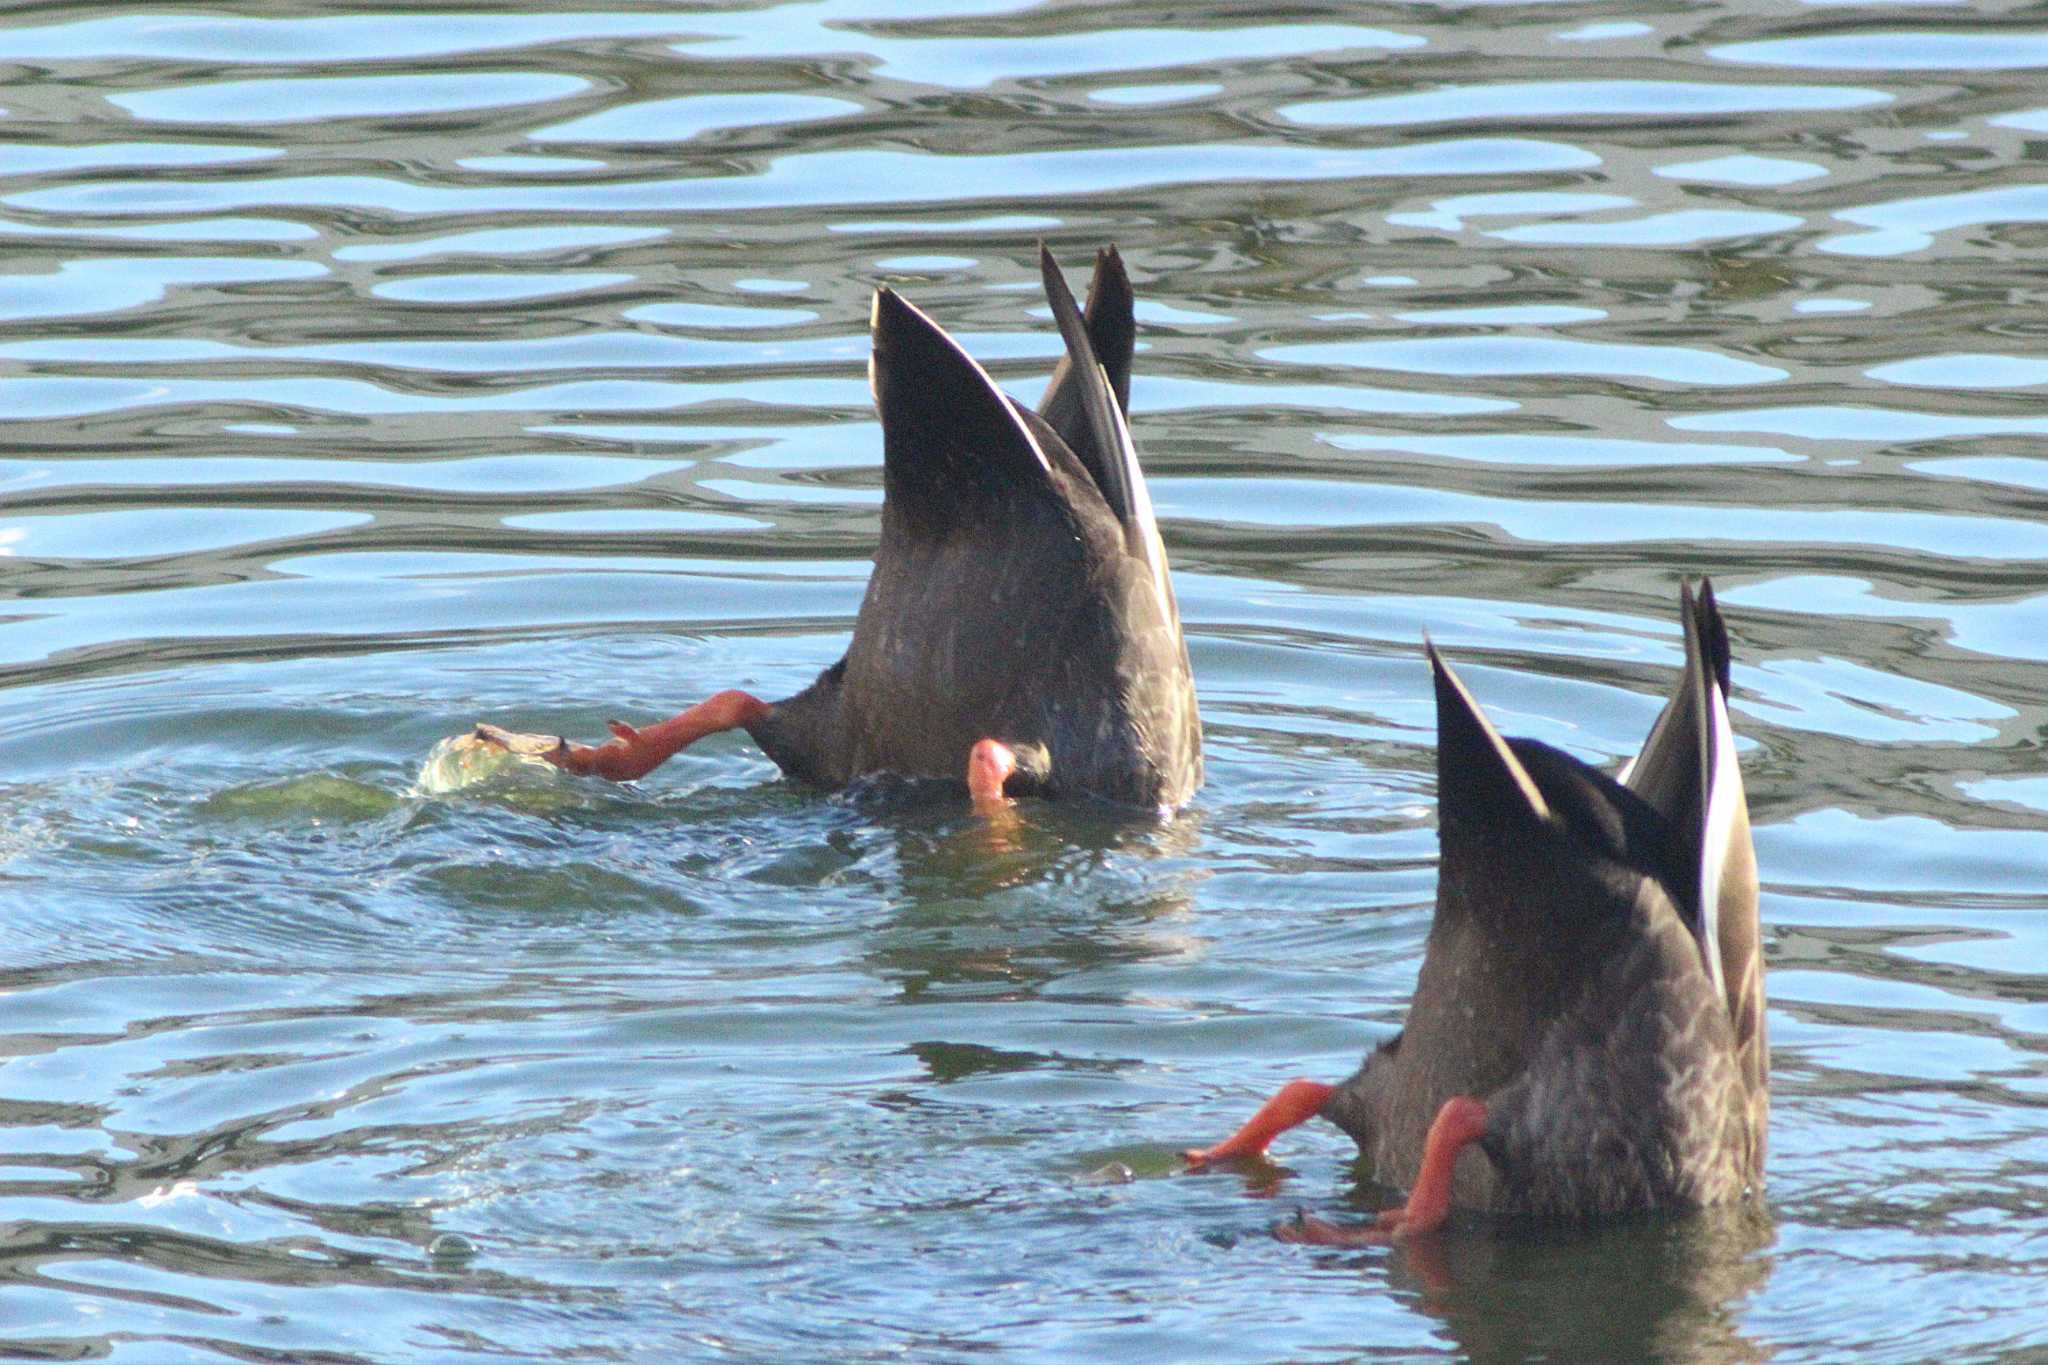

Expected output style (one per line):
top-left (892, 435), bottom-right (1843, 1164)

top-left (1037, 245), bottom-right (1138, 538)
top-left (871, 286), bottom-right (1054, 535)
top-left (1430, 640), bottom-right (1552, 840)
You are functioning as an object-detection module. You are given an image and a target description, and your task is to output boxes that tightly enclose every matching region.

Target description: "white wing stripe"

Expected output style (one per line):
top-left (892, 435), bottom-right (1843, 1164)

top-left (1698, 677), bottom-right (1740, 1005)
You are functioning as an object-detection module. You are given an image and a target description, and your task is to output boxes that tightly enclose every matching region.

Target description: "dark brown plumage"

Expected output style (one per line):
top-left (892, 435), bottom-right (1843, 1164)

top-left (1188, 584), bottom-right (1763, 1238)
top-left (479, 247), bottom-right (1201, 812)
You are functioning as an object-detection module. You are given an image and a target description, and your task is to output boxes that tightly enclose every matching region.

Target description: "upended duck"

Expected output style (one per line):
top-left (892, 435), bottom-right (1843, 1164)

top-left (476, 247), bottom-right (1201, 814)
top-left (1185, 584), bottom-right (1764, 1241)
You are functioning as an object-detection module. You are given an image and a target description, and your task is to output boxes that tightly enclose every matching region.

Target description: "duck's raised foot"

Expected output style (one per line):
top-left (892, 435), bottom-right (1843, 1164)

top-left (470, 723), bottom-right (572, 763)
top-left (1181, 1079), bottom-right (1336, 1168)
top-left (474, 690), bottom-right (771, 783)
top-left (472, 720), bottom-right (652, 781)
top-left (468, 723), bottom-right (565, 759)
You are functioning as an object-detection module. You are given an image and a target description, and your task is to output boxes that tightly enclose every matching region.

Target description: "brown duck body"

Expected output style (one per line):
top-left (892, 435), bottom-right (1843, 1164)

top-left (480, 247), bottom-right (1203, 805)
top-left (1322, 585), bottom-right (1765, 1218)
top-left (746, 247), bottom-right (1201, 810)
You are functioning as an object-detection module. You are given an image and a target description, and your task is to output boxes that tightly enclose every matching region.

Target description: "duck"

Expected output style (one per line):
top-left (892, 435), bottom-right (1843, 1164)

top-left (475, 246), bottom-right (1201, 814)
top-left (1185, 583), bottom-right (1764, 1242)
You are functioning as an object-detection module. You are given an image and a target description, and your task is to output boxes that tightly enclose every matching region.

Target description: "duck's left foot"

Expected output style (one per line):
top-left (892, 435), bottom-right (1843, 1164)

top-left (475, 690), bottom-right (771, 783)
top-left (471, 724), bottom-right (572, 762)
top-left (1182, 1079), bottom-right (1335, 1168)
top-left (474, 719), bottom-right (653, 780)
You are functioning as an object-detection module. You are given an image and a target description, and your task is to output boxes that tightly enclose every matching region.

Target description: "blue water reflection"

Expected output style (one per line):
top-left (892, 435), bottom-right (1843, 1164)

top-left (1, 1), bottom-right (2044, 1361)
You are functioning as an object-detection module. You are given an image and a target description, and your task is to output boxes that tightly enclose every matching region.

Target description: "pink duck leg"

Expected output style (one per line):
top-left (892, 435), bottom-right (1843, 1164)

top-left (1182, 1080), bottom-right (1337, 1167)
top-left (477, 689), bottom-right (770, 782)
top-left (1275, 1096), bottom-right (1489, 1245)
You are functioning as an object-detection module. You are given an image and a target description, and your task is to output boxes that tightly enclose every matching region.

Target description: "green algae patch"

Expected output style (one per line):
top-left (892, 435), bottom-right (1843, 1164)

top-left (200, 773), bottom-right (401, 823)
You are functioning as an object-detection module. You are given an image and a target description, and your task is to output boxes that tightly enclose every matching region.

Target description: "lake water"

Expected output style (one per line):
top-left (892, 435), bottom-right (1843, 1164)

top-left (2, 3), bottom-right (2045, 1361)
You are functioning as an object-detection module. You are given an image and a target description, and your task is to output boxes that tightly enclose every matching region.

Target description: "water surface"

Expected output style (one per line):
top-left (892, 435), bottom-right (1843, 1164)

top-left (2, 2), bottom-right (2046, 1361)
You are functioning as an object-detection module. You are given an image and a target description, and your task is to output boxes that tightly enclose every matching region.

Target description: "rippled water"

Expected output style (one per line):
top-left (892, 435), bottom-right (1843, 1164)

top-left (3, 3), bottom-right (2046, 1361)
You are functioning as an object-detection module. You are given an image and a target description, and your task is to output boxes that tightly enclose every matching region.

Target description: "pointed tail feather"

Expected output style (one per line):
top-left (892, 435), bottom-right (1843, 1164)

top-left (1622, 582), bottom-right (1763, 1079)
top-left (870, 286), bottom-right (1056, 534)
top-left (1696, 578), bottom-right (1732, 698)
top-left (1039, 244), bottom-right (1133, 428)
top-left (1035, 246), bottom-right (1172, 617)
top-left (1430, 639), bottom-right (1552, 837)
top-left (1691, 582), bottom-right (1766, 1111)
top-left (1037, 246), bottom-right (1137, 537)
top-left (1085, 245), bottom-right (1135, 413)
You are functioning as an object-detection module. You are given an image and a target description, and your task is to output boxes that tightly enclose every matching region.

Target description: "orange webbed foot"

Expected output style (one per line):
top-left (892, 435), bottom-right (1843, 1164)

top-left (967, 738), bottom-right (1018, 817)
top-left (470, 723), bottom-right (560, 756)
top-left (1273, 1208), bottom-right (1400, 1246)
top-left (1268, 1095), bottom-right (1486, 1242)
top-left (1274, 1202), bottom-right (1444, 1245)
top-left (471, 723), bottom-right (574, 765)
top-left (472, 719), bottom-right (661, 780)
top-left (1275, 1208), bottom-right (1461, 1292)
